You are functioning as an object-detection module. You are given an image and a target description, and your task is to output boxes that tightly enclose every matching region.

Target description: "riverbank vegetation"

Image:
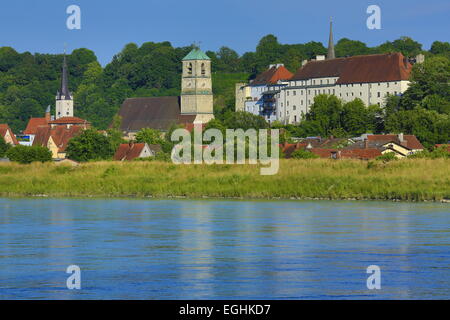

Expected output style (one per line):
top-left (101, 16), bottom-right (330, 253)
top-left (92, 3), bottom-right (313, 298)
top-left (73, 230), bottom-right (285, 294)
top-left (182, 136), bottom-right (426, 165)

top-left (0, 159), bottom-right (448, 201)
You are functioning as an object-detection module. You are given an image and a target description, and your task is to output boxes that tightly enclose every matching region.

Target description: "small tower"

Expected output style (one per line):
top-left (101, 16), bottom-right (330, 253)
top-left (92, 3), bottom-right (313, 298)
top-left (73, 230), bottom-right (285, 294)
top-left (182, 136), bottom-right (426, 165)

top-left (327, 18), bottom-right (336, 60)
top-left (181, 47), bottom-right (214, 123)
top-left (55, 54), bottom-right (74, 119)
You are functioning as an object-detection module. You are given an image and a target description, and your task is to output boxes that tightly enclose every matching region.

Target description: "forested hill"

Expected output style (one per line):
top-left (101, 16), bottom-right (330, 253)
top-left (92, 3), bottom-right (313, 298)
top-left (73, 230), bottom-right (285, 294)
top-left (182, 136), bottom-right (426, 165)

top-left (0, 35), bottom-right (449, 132)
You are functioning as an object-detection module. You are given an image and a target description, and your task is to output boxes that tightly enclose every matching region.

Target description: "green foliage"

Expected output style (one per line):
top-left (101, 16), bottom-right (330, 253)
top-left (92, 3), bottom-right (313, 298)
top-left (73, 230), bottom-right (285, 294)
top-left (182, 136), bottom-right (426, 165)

top-left (409, 145), bottom-right (449, 159)
top-left (224, 111), bottom-right (269, 131)
top-left (5, 145), bottom-right (52, 164)
top-left (376, 152), bottom-right (397, 162)
top-left (0, 136), bottom-right (11, 157)
top-left (336, 38), bottom-right (371, 57)
top-left (291, 149), bottom-right (319, 159)
top-left (135, 128), bottom-right (173, 154)
top-left (66, 129), bottom-right (115, 162)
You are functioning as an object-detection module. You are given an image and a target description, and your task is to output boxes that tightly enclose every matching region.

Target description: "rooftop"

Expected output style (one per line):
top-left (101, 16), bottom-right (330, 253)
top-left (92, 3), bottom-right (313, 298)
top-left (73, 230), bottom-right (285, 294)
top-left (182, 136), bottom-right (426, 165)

top-left (182, 48), bottom-right (210, 61)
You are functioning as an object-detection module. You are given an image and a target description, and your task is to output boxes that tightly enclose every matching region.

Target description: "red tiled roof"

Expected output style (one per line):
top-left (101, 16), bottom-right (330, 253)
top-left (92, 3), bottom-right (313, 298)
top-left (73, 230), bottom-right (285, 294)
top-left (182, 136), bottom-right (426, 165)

top-left (0, 124), bottom-right (18, 145)
top-left (24, 118), bottom-right (49, 135)
top-left (114, 143), bottom-right (146, 161)
top-left (48, 117), bottom-right (90, 125)
top-left (310, 148), bottom-right (335, 158)
top-left (291, 53), bottom-right (412, 84)
top-left (33, 125), bottom-right (84, 153)
top-left (251, 65), bottom-right (293, 86)
top-left (367, 134), bottom-right (424, 150)
top-left (339, 148), bottom-right (382, 160)
top-left (435, 144), bottom-right (450, 153)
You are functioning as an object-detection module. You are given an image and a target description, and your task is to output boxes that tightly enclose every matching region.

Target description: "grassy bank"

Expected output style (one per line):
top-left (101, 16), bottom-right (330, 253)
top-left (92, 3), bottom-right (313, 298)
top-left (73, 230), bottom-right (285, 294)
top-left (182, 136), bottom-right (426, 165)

top-left (0, 159), bottom-right (449, 201)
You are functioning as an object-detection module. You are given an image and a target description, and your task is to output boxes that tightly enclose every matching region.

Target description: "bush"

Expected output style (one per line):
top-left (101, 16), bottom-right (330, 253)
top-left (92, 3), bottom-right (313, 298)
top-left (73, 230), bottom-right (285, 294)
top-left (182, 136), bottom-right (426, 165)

top-left (135, 152), bottom-right (171, 162)
top-left (66, 129), bottom-right (115, 162)
top-left (291, 149), bottom-right (319, 159)
top-left (6, 145), bottom-right (52, 164)
top-left (376, 152), bottom-right (397, 162)
top-left (0, 136), bottom-right (11, 158)
top-left (409, 145), bottom-right (449, 159)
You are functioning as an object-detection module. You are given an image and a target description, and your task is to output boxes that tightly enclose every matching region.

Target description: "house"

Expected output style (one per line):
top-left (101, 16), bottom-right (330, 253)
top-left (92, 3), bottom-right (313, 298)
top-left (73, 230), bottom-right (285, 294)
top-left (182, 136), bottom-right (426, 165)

top-left (366, 134), bottom-right (424, 158)
top-left (0, 124), bottom-right (18, 145)
top-left (113, 142), bottom-right (162, 161)
top-left (33, 125), bottom-right (84, 159)
top-left (116, 47), bottom-right (214, 138)
top-left (239, 64), bottom-right (293, 123)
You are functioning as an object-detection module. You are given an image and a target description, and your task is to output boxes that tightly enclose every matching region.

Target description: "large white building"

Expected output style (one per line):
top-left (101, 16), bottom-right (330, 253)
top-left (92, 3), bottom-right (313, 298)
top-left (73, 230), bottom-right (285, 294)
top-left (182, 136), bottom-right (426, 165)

top-left (236, 21), bottom-right (415, 125)
top-left (277, 52), bottom-right (412, 124)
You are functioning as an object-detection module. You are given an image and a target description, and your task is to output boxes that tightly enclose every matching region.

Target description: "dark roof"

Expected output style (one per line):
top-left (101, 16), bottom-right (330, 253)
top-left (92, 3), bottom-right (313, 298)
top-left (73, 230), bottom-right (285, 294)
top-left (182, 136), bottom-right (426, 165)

top-left (118, 97), bottom-right (196, 132)
top-left (250, 65), bottom-right (293, 86)
top-left (57, 55), bottom-right (72, 100)
top-left (291, 53), bottom-right (412, 84)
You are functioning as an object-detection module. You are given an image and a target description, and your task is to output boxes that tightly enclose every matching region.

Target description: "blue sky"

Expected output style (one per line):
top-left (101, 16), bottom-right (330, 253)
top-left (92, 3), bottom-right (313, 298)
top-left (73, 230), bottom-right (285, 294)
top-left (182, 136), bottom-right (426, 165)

top-left (0, 0), bottom-right (449, 65)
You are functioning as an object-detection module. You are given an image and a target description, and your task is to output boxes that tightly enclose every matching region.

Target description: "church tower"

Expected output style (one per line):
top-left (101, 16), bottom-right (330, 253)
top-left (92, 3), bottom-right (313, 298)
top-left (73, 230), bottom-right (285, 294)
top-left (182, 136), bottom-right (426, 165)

top-left (327, 18), bottom-right (336, 60)
top-left (55, 54), bottom-right (74, 119)
top-left (181, 47), bottom-right (214, 123)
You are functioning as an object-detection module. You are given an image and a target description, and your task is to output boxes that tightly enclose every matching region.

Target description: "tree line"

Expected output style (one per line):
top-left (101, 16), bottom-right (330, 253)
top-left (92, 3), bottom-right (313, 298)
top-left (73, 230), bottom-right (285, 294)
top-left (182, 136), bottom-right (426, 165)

top-left (1, 35), bottom-right (449, 133)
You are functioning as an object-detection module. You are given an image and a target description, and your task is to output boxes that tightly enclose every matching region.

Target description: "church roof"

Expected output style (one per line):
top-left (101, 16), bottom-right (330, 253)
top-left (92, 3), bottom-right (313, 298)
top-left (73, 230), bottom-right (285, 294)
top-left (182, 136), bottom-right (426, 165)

top-left (57, 55), bottom-right (72, 100)
top-left (182, 48), bottom-right (210, 61)
top-left (117, 97), bottom-right (196, 132)
top-left (291, 53), bottom-right (412, 84)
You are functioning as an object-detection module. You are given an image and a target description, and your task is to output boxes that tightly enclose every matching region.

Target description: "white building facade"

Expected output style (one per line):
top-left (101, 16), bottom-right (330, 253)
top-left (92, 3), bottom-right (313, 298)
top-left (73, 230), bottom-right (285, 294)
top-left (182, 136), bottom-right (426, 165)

top-left (275, 52), bottom-right (412, 125)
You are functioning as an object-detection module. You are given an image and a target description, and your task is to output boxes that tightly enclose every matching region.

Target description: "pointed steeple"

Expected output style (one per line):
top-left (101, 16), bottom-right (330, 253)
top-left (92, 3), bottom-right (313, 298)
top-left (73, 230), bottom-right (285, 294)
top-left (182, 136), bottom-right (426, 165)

top-left (57, 54), bottom-right (72, 100)
top-left (327, 17), bottom-right (335, 60)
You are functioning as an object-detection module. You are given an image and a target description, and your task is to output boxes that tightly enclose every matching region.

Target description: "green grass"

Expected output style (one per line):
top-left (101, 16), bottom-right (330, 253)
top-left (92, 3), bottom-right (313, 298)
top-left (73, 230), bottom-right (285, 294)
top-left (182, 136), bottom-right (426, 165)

top-left (0, 159), bottom-right (449, 201)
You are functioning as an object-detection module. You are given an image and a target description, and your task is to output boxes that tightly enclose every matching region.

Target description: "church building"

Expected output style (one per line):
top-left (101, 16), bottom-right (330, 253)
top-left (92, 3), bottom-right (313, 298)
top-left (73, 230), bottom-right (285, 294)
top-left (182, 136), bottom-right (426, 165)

top-left (117, 47), bottom-right (214, 137)
top-left (24, 54), bottom-right (90, 158)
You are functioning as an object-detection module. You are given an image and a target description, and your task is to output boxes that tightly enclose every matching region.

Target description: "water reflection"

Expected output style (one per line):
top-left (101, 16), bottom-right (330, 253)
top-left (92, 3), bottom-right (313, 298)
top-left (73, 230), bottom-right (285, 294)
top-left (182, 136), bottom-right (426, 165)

top-left (0, 199), bottom-right (449, 299)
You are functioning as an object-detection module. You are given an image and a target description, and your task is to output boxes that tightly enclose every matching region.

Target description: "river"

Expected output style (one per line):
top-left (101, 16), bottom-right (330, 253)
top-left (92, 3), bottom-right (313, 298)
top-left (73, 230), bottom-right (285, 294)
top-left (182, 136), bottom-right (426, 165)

top-left (0, 198), bottom-right (448, 299)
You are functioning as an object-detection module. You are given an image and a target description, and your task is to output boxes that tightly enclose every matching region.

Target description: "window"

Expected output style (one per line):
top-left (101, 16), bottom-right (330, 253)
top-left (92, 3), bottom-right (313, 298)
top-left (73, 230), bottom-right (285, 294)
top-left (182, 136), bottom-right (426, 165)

top-left (294, 115), bottom-right (297, 122)
top-left (293, 91), bottom-right (296, 96)
top-left (387, 83), bottom-right (390, 88)
top-left (188, 63), bottom-right (193, 75)
top-left (201, 63), bottom-right (206, 75)
top-left (293, 105), bottom-right (296, 110)
top-left (287, 101), bottom-right (290, 106)
top-left (377, 92), bottom-right (381, 98)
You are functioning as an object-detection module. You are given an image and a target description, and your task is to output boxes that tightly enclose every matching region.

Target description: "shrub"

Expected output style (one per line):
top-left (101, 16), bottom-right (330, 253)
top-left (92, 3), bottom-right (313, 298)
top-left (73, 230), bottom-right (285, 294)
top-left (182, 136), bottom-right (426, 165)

top-left (291, 149), bottom-right (320, 159)
top-left (66, 129), bottom-right (115, 162)
top-left (376, 152), bottom-right (397, 162)
top-left (6, 145), bottom-right (52, 164)
top-left (0, 136), bottom-right (11, 158)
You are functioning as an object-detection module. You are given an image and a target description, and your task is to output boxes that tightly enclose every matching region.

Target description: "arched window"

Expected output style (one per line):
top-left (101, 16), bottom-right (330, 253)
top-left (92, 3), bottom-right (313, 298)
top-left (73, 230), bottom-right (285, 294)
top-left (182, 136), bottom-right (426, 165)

top-left (201, 63), bottom-right (206, 75)
top-left (188, 63), bottom-right (193, 75)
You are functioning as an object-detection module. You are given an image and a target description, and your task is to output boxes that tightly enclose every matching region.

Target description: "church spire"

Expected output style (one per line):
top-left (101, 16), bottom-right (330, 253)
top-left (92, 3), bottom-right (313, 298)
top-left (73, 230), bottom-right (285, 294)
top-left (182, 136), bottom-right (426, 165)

top-left (327, 17), bottom-right (335, 60)
top-left (58, 54), bottom-right (72, 100)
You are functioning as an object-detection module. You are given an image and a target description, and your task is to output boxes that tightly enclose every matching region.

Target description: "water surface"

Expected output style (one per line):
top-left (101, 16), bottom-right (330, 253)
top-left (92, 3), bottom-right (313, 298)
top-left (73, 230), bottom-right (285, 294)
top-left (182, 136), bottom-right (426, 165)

top-left (0, 199), bottom-right (449, 299)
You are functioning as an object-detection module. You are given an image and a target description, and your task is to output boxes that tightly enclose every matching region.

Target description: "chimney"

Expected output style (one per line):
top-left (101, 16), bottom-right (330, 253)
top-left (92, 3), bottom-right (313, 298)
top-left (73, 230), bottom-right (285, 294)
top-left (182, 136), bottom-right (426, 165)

top-left (364, 139), bottom-right (369, 149)
top-left (302, 60), bottom-right (308, 67)
top-left (316, 55), bottom-right (326, 61)
top-left (45, 105), bottom-right (51, 122)
top-left (398, 133), bottom-right (404, 143)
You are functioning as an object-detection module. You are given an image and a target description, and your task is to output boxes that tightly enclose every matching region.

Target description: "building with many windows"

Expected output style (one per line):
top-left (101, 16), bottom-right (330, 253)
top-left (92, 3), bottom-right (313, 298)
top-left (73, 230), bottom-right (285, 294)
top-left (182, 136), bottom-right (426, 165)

top-left (236, 21), bottom-right (416, 125)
